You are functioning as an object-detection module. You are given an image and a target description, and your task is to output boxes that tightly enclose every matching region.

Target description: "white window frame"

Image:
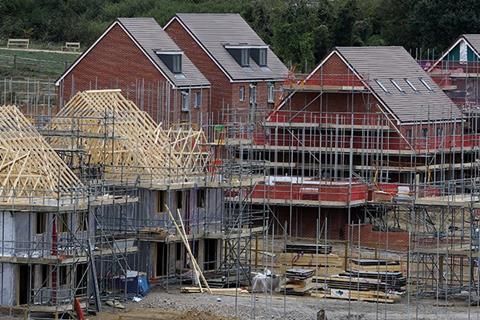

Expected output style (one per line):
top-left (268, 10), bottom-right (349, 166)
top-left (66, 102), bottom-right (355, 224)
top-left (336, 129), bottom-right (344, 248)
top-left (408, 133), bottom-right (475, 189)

top-left (405, 79), bottom-right (417, 92)
top-left (390, 79), bottom-right (405, 93)
top-left (239, 86), bottom-right (245, 102)
top-left (419, 78), bottom-right (433, 91)
top-left (194, 91), bottom-right (201, 108)
top-left (374, 79), bottom-right (389, 93)
top-left (172, 54), bottom-right (182, 74)
top-left (259, 49), bottom-right (267, 66)
top-left (249, 84), bottom-right (257, 104)
top-left (241, 49), bottom-right (249, 67)
top-left (181, 91), bottom-right (190, 112)
top-left (267, 83), bottom-right (275, 103)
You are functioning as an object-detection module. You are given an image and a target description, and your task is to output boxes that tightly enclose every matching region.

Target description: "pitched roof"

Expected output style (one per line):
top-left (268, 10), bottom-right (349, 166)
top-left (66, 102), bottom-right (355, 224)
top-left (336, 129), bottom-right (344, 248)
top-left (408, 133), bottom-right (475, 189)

top-left (56, 18), bottom-right (210, 88)
top-left (462, 34), bottom-right (480, 54)
top-left (335, 46), bottom-right (461, 123)
top-left (168, 13), bottom-right (288, 81)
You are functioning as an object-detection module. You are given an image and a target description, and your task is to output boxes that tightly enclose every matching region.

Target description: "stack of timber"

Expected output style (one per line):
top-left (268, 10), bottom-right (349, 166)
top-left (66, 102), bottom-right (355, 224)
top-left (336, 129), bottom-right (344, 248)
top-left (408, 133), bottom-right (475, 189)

top-left (311, 275), bottom-right (402, 303)
top-left (285, 243), bottom-right (332, 254)
top-left (350, 259), bottom-right (402, 272)
top-left (275, 252), bottom-right (344, 276)
top-left (311, 289), bottom-right (400, 304)
top-left (309, 258), bottom-right (405, 303)
top-left (340, 270), bottom-right (407, 288)
top-left (181, 287), bottom-right (249, 296)
top-left (281, 268), bottom-right (315, 295)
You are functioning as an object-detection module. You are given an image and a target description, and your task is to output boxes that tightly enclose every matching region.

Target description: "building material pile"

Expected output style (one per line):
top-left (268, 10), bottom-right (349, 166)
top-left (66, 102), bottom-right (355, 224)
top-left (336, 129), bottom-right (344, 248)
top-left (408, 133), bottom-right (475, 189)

top-left (0, 105), bottom-right (85, 206)
top-left (310, 258), bottom-right (405, 303)
top-left (281, 268), bottom-right (315, 295)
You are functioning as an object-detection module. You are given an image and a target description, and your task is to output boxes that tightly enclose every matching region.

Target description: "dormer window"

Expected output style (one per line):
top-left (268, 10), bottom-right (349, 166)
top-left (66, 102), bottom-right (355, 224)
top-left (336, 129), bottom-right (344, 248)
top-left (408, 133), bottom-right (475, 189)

top-left (251, 48), bottom-right (268, 67)
top-left (155, 50), bottom-right (183, 74)
top-left (225, 44), bottom-right (268, 68)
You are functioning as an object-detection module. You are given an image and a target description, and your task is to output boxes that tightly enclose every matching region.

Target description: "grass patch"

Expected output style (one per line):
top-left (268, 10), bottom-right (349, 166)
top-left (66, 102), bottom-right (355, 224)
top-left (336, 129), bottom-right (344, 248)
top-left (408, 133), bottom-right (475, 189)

top-left (0, 48), bottom-right (79, 79)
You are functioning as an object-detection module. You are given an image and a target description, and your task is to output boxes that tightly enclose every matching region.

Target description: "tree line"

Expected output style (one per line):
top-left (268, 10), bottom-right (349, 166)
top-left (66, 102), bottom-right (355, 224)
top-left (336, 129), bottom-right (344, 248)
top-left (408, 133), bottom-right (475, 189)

top-left (1, 0), bottom-right (480, 72)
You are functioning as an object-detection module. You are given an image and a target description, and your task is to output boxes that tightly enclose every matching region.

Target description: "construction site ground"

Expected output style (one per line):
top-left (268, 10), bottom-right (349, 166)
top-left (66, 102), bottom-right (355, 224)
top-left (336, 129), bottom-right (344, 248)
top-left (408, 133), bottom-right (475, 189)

top-left (88, 286), bottom-right (478, 320)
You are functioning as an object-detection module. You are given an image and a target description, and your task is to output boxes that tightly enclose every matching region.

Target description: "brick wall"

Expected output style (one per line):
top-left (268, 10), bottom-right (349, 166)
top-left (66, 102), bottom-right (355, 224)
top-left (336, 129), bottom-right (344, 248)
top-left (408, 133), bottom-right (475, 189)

top-left (58, 23), bottom-right (210, 125)
top-left (347, 224), bottom-right (409, 251)
top-left (166, 19), bottom-right (230, 123)
top-left (268, 206), bottom-right (354, 239)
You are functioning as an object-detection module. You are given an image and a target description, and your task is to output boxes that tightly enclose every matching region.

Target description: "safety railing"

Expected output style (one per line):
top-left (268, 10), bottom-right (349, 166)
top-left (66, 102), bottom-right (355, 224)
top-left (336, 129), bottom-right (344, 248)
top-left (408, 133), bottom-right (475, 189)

top-left (284, 74), bottom-right (365, 89)
top-left (265, 110), bottom-right (390, 127)
top-left (250, 131), bottom-right (480, 152)
top-left (251, 180), bottom-right (369, 203)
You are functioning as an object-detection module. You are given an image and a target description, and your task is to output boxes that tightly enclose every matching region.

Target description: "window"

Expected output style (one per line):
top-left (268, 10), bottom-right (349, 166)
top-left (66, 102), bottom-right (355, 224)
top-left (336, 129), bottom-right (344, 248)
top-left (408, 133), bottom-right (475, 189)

top-left (249, 84), bottom-right (257, 104)
top-left (460, 40), bottom-right (468, 64)
top-left (58, 213), bottom-right (68, 233)
top-left (156, 51), bottom-right (183, 74)
top-left (41, 265), bottom-right (49, 287)
top-left (419, 78), bottom-right (433, 91)
top-left (197, 189), bottom-right (206, 208)
top-left (436, 127), bottom-right (444, 137)
top-left (267, 83), bottom-right (275, 103)
top-left (406, 129), bottom-right (413, 142)
top-left (172, 54), bottom-right (182, 74)
top-left (258, 49), bottom-right (267, 67)
top-left (390, 79), bottom-right (405, 93)
top-left (240, 49), bottom-right (249, 67)
top-left (59, 266), bottom-right (68, 286)
top-left (181, 91), bottom-right (189, 112)
top-left (156, 191), bottom-right (166, 213)
top-left (176, 191), bottom-right (182, 209)
top-left (374, 79), bottom-right (389, 93)
top-left (78, 211), bottom-right (88, 231)
top-left (36, 212), bottom-right (47, 234)
top-left (194, 92), bottom-right (201, 108)
top-left (239, 86), bottom-right (245, 102)
top-left (405, 79), bottom-right (417, 92)
top-left (422, 128), bottom-right (428, 138)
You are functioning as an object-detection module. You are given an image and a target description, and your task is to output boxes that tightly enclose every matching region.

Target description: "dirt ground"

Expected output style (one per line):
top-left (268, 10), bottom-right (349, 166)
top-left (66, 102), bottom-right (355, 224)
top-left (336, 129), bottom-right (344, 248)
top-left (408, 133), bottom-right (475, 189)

top-left (90, 286), bottom-right (480, 320)
top-left (91, 308), bottom-right (233, 320)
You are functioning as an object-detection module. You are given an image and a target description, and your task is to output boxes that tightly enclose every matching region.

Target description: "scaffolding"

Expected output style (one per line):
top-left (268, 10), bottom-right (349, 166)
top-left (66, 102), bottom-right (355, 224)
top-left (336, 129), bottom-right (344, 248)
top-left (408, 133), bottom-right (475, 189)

top-left (4, 70), bottom-right (480, 319)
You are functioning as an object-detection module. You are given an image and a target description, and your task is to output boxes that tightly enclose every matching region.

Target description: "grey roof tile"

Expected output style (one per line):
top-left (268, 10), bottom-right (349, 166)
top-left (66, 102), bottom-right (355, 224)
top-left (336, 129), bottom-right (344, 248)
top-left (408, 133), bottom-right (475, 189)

top-left (336, 46), bottom-right (461, 123)
top-left (118, 17), bottom-right (210, 88)
top-left (173, 13), bottom-right (288, 81)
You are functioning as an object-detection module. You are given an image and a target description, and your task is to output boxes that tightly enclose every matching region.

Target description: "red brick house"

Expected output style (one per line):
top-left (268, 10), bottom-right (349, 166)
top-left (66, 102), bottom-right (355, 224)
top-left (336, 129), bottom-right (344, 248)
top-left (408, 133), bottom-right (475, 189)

top-left (55, 18), bottom-right (211, 125)
top-left (248, 46), bottom-right (467, 239)
top-left (164, 13), bottom-right (289, 124)
top-left (427, 34), bottom-right (480, 110)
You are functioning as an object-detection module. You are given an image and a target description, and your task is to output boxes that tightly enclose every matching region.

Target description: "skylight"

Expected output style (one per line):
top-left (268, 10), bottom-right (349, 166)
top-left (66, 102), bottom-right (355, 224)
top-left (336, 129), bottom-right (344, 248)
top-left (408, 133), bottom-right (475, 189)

top-left (375, 79), bottom-right (389, 93)
top-left (419, 78), bottom-right (433, 91)
top-left (390, 79), bottom-right (405, 93)
top-left (405, 79), bottom-right (417, 92)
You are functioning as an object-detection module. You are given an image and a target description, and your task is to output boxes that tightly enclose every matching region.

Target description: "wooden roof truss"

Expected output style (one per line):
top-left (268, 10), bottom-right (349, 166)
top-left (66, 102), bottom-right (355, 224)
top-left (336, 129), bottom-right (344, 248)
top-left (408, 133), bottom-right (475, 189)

top-left (48, 90), bottom-right (208, 185)
top-left (0, 105), bottom-right (85, 205)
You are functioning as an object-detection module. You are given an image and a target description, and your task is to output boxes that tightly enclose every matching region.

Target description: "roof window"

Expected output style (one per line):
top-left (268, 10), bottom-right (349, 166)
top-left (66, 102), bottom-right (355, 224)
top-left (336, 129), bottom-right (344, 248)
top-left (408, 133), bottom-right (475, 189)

top-left (419, 78), bottom-right (433, 91)
top-left (374, 79), bottom-right (389, 93)
top-left (390, 79), bottom-right (405, 93)
top-left (405, 79), bottom-right (418, 92)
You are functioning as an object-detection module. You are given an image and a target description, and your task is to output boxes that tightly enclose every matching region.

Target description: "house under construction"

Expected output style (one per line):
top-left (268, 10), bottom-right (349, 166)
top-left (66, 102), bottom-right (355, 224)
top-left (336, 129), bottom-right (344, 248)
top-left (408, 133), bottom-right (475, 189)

top-left (3, 33), bottom-right (480, 319)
